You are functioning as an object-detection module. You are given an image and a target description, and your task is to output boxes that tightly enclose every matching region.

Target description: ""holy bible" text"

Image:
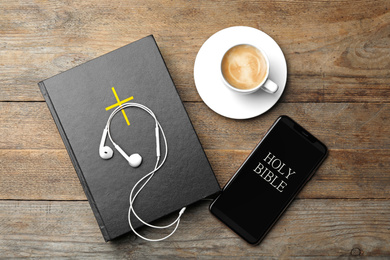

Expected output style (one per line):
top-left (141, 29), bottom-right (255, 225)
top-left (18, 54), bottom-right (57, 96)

top-left (253, 152), bottom-right (297, 192)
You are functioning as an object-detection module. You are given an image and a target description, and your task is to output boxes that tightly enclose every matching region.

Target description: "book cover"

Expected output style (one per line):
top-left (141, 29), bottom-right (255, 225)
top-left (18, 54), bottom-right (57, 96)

top-left (38, 35), bottom-right (221, 241)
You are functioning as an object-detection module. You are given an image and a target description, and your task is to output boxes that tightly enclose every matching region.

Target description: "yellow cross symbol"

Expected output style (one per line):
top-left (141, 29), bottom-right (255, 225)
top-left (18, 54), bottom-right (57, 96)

top-left (105, 87), bottom-right (134, 125)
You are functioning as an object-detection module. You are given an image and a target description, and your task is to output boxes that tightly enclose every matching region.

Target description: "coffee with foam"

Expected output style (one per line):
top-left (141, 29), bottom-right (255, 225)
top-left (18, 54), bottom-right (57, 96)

top-left (221, 44), bottom-right (268, 90)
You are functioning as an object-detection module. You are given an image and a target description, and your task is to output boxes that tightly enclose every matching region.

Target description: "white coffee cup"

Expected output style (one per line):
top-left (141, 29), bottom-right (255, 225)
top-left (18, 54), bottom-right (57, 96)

top-left (220, 44), bottom-right (278, 94)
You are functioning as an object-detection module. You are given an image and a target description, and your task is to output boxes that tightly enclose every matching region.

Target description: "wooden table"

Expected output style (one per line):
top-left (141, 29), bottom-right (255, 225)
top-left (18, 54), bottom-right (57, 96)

top-left (1, 0), bottom-right (389, 258)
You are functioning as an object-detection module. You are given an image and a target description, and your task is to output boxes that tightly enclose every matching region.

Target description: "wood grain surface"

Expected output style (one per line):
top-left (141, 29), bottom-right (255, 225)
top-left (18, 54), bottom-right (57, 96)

top-left (0, 200), bottom-right (389, 258)
top-left (0, 0), bottom-right (389, 258)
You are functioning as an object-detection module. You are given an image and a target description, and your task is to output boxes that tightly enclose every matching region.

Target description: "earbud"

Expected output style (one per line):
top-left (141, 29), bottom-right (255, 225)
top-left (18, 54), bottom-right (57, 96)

top-left (114, 144), bottom-right (143, 168)
top-left (99, 126), bottom-right (113, 159)
top-left (129, 153), bottom-right (142, 168)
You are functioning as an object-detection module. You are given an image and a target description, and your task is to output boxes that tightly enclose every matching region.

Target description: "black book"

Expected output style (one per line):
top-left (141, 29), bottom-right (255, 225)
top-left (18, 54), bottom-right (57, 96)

top-left (38, 35), bottom-right (220, 241)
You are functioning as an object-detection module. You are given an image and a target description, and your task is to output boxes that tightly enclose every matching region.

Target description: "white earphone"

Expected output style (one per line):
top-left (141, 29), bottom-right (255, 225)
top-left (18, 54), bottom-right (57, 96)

top-left (99, 126), bottom-right (114, 159)
top-left (100, 125), bottom-right (142, 167)
top-left (100, 102), bottom-right (186, 242)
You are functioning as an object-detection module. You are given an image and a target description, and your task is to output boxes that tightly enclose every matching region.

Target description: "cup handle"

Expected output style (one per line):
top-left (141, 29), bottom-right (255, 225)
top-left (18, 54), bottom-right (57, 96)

top-left (262, 79), bottom-right (278, 94)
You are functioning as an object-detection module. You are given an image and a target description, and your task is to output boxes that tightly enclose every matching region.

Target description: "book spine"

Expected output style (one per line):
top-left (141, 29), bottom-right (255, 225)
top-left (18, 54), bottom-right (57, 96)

top-left (38, 81), bottom-right (111, 241)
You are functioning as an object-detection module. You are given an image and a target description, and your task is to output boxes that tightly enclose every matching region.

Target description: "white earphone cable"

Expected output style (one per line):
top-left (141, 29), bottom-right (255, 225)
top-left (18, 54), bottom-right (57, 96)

top-left (105, 102), bottom-right (185, 242)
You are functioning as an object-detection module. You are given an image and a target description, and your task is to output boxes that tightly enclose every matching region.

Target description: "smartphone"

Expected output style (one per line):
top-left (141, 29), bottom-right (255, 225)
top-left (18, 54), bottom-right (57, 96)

top-left (210, 115), bottom-right (328, 245)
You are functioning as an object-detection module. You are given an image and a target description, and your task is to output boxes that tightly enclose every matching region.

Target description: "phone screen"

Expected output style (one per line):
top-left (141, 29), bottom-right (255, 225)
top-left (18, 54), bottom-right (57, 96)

top-left (210, 116), bottom-right (327, 244)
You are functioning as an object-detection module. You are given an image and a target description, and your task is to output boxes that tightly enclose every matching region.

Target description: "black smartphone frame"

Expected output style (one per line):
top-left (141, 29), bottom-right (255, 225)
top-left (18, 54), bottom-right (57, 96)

top-left (209, 115), bottom-right (328, 245)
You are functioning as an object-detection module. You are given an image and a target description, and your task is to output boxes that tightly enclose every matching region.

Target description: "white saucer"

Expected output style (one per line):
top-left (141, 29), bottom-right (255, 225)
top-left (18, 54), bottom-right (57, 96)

top-left (194, 26), bottom-right (287, 119)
